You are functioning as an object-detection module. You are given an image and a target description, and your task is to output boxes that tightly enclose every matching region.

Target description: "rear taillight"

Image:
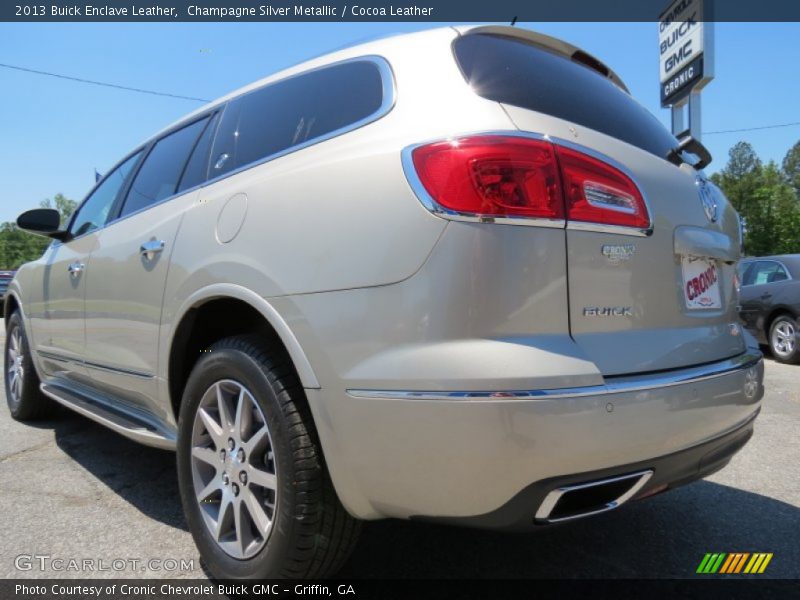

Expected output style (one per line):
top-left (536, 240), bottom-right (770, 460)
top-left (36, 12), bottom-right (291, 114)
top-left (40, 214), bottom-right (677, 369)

top-left (411, 136), bottom-right (563, 219)
top-left (409, 135), bottom-right (649, 230)
top-left (556, 146), bottom-right (649, 229)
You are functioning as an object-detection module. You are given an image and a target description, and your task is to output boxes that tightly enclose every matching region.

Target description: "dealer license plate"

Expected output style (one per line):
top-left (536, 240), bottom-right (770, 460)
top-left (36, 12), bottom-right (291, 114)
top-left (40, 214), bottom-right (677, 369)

top-left (681, 256), bottom-right (722, 310)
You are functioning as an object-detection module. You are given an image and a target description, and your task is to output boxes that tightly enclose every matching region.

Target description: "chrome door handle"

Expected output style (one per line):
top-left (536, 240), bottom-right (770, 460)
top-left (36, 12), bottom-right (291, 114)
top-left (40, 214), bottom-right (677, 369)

top-left (140, 240), bottom-right (166, 261)
top-left (67, 262), bottom-right (85, 278)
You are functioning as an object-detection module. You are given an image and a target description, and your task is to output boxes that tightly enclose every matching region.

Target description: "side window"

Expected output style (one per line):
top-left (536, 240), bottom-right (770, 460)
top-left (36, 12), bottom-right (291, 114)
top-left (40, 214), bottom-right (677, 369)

top-left (177, 112), bottom-right (219, 193)
top-left (120, 116), bottom-right (210, 218)
top-left (69, 152), bottom-right (142, 238)
top-left (739, 262), bottom-right (755, 286)
top-left (749, 261), bottom-right (789, 286)
top-left (210, 60), bottom-right (384, 177)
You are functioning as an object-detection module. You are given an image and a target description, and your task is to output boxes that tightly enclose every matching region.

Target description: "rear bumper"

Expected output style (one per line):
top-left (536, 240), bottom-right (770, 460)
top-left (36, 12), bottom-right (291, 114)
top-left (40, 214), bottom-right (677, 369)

top-left (310, 350), bottom-right (763, 522)
top-left (416, 407), bottom-right (758, 530)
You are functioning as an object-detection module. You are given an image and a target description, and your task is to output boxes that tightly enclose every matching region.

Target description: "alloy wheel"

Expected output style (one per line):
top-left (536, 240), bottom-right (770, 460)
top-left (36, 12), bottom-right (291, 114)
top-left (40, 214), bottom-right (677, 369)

top-left (771, 320), bottom-right (797, 358)
top-left (6, 327), bottom-right (25, 406)
top-left (190, 380), bottom-right (278, 559)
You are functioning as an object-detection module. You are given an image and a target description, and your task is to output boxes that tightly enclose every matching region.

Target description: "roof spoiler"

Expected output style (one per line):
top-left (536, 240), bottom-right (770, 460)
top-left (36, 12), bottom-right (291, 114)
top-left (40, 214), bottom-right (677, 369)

top-left (453, 25), bottom-right (630, 94)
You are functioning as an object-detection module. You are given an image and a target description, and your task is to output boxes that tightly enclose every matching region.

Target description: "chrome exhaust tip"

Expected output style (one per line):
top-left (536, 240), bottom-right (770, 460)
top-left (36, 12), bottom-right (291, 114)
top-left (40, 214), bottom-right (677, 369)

top-left (535, 469), bottom-right (653, 524)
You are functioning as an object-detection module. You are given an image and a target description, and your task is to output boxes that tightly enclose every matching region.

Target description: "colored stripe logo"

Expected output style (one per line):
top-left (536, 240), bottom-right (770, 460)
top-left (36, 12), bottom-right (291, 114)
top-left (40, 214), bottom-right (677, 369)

top-left (697, 553), bottom-right (773, 574)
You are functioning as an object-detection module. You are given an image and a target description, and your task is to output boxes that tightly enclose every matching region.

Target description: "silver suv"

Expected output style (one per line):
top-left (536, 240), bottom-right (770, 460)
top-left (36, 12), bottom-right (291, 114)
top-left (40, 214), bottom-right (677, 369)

top-left (5, 26), bottom-right (764, 579)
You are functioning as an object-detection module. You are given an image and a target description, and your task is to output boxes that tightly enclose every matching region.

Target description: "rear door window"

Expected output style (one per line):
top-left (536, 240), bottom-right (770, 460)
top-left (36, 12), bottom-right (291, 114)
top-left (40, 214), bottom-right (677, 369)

top-left (745, 261), bottom-right (790, 286)
top-left (177, 112), bottom-right (220, 193)
top-left (209, 60), bottom-right (385, 178)
top-left (119, 116), bottom-right (210, 218)
top-left (453, 34), bottom-right (679, 160)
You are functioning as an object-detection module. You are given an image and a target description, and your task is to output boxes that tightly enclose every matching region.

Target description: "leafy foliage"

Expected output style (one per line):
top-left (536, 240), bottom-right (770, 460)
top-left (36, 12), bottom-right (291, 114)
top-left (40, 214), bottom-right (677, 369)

top-left (710, 141), bottom-right (800, 257)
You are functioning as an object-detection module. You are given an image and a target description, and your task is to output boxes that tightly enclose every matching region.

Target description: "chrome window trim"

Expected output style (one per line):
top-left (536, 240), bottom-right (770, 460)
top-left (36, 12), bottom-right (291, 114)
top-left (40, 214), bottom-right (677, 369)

top-left (534, 469), bottom-right (653, 523)
top-left (56, 55), bottom-right (396, 244)
top-left (347, 351), bottom-right (762, 402)
top-left (401, 130), bottom-right (653, 236)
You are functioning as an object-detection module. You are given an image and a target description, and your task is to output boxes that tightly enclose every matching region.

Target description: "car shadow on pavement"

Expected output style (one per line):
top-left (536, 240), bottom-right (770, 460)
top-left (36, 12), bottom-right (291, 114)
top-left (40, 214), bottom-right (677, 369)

top-left (37, 410), bottom-right (798, 578)
top-left (46, 410), bottom-right (188, 532)
top-left (340, 481), bottom-right (799, 578)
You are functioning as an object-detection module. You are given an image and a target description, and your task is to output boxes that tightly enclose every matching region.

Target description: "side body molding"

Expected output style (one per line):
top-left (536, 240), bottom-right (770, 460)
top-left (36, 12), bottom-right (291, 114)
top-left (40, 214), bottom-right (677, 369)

top-left (164, 284), bottom-right (320, 389)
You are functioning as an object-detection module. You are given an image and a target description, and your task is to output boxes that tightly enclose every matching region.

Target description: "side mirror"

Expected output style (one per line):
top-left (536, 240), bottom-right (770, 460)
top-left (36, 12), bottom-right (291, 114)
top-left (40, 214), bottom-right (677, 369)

top-left (17, 209), bottom-right (70, 241)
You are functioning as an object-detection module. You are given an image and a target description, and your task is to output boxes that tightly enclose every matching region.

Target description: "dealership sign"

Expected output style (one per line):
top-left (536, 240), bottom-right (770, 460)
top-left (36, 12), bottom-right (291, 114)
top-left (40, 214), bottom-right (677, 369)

top-left (659, 0), bottom-right (712, 106)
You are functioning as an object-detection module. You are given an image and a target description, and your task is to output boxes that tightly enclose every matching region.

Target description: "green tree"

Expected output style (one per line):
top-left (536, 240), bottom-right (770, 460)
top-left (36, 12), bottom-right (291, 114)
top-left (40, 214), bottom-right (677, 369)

top-left (710, 141), bottom-right (763, 218)
top-left (782, 140), bottom-right (800, 197)
top-left (40, 192), bottom-right (78, 226)
top-left (711, 143), bottom-right (800, 256)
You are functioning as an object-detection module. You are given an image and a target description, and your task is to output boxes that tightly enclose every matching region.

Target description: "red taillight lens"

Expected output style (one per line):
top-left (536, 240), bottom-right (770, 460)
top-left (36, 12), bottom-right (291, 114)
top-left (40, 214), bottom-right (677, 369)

top-left (411, 136), bottom-right (564, 219)
top-left (556, 146), bottom-right (650, 229)
top-left (409, 135), bottom-right (650, 230)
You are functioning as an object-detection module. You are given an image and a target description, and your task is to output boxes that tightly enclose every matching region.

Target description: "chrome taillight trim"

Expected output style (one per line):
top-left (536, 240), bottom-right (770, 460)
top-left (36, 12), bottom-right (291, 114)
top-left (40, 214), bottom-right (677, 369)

top-left (401, 130), bottom-right (654, 236)
top-left (400, 138), bottom-right (566, 230)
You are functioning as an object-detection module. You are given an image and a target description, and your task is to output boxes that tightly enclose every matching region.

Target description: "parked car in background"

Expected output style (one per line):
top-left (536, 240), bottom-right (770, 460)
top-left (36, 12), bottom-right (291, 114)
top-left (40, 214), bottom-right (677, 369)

top-left (5, 26), bottom-right (764, 579)
top-left (738, 255), bottom-right (800, 364)
top-left (0, 271), bottom-right (15, 316)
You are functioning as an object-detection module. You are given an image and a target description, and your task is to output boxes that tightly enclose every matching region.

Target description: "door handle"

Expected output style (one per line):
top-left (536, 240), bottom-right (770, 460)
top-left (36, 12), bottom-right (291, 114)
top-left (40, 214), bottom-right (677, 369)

top-left (760, 292), bottom-right (772, 299)
top-left (140, 240), bottom-right (166, 261)
top-left (67, 262), bottom-right (85, 278)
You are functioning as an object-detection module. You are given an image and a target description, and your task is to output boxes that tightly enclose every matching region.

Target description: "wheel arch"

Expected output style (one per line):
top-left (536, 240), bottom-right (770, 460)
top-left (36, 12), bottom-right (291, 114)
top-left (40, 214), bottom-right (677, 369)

top-left (165, 284), bottom-right (320, 424)
top-left (3, 291), bottom-right (21, 322)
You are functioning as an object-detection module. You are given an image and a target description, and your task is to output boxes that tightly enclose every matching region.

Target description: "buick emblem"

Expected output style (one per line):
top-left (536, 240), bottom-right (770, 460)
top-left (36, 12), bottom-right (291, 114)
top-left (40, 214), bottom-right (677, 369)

top-left (697, 178), bottom-right (718, 223)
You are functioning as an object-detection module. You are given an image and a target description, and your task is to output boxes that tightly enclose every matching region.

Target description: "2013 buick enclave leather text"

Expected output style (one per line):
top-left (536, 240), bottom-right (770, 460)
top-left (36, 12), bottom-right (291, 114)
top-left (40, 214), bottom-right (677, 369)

top-left (4, 26), bottom-right (764, 578)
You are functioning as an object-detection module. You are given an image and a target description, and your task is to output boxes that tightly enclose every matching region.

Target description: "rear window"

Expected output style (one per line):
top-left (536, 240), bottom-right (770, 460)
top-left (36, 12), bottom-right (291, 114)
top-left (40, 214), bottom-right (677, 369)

top-left (453, 34), bottom-right (678, 160)
top-left (210, 59), bottom-right (385, 178)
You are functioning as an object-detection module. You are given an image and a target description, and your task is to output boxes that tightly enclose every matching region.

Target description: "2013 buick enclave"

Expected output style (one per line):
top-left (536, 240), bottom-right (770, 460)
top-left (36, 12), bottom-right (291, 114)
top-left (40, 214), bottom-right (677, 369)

top-left (5, 26), bottom-right (763, 578)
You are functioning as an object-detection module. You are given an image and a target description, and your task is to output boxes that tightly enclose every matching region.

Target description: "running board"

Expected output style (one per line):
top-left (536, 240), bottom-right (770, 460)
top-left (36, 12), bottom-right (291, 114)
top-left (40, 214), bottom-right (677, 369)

top-left (41, 383), bottom-right (176, 450)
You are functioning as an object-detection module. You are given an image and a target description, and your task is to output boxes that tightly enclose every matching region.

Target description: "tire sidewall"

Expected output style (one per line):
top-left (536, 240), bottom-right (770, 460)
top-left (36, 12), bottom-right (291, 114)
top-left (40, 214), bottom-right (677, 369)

top-left (177, 347), bottom-right (303, 579)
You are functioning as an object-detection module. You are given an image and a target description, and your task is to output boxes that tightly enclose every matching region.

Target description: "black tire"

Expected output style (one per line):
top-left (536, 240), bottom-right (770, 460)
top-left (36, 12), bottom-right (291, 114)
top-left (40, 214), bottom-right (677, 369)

top-left (769, 315), bottom-right (800, 364)
top-left (4, 311), bottom-right (56, 420)
top-left (177, 335), bottom-right (360, 579)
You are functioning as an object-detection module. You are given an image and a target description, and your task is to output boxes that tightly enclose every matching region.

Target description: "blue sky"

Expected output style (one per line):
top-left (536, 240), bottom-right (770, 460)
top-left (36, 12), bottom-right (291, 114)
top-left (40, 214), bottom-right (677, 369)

top-left (1, 22), bottom-right (798, 224)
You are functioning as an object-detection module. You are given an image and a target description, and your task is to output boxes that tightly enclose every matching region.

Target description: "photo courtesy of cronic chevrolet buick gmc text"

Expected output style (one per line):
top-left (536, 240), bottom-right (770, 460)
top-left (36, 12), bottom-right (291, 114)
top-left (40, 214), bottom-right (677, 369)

top-left (4, 26), bottom-right (764, 579)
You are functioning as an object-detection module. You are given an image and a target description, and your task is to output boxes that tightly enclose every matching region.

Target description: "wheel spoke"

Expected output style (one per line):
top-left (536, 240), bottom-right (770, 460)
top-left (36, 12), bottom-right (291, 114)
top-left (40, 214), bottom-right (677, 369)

top-left (244, 425), bottom-right (269, 455)
top-left (215, 495), bottom-right (233, 541)
top-left (192, 446), bottom-right (219, 467)
top-left (248, 467), bottom-right (277, 491)
top-left (234, 388), bottom-right (252, 440)
top-left (242, 488), bottom-right (271, 536)
top-left (234, 500), bottom-right (248, 557)
top-left (198, 407), bottom-right (225, 448)
top-left (196, 479), bottom-right (220, 503)
top-left (216, 384), bottom-right (233, 430)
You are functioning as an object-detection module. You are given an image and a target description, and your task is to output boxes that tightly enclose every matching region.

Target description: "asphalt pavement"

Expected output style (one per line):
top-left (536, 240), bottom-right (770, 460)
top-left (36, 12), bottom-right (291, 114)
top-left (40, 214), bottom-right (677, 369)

top-left (0, 320), bottom-right (798, 579)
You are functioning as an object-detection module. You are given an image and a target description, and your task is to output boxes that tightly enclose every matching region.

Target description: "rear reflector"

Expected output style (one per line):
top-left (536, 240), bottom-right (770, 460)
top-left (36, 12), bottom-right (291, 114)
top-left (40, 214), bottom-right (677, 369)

top-left (409, 135), bottom-right (649, 229)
